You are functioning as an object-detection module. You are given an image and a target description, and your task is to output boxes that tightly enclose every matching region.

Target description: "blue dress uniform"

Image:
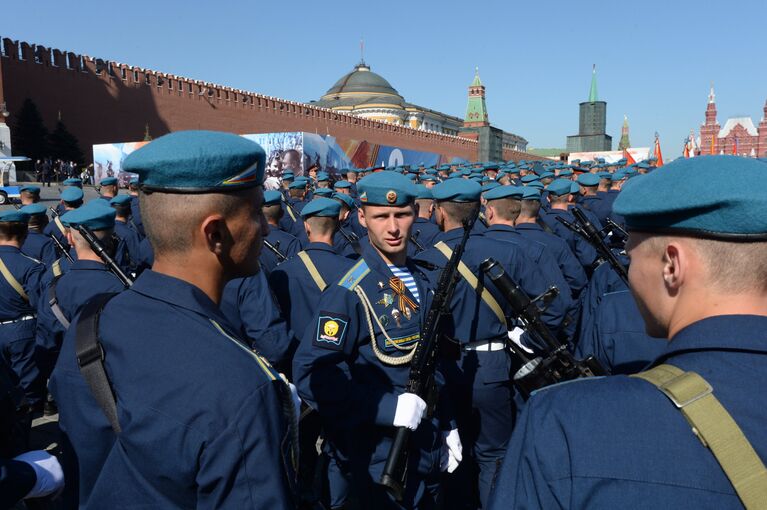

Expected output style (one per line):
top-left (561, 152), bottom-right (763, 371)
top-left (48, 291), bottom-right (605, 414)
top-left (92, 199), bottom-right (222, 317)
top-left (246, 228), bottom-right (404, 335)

top-left (44, 187), bottom-right (84, 253)
top-left (489, 156), bottom-right (767, 509)
top-left (19, 205), bottom-right (57, 268)
top-left (293, 175), bottom-right (448, 509)
top-left (574, 289), bottom-right (667, 374)
top-left (262, 224), bottom-right (301, 274)
top-left (49, 130), bottom-right (297, 509)
top-left (575, 256), bottom-right (629, 351)
top-left (0, 211), bottom-right (45, 409)
top-left (220, 268), bottom-right (297, 371)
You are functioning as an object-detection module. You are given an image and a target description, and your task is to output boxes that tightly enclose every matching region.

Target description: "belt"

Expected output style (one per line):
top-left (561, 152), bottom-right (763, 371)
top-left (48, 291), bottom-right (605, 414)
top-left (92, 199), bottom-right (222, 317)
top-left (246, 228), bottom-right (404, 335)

top-left (0, 314), bottom-right (36, 325)
top-left (463, 340), bottom-right (506, 352)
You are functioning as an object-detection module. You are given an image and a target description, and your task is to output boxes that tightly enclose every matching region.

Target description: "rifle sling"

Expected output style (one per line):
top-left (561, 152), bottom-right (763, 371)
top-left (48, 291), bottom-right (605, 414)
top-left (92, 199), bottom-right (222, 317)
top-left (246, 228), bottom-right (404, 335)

top-left (297, 251), bottom-right (327, 291)
top-left (0, 257), bottom-right (29, 302)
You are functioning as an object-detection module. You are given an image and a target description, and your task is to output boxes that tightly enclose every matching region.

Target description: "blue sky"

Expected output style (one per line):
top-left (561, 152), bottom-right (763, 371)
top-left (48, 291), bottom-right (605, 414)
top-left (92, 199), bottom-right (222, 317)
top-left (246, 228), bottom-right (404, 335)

top-left (4, 0), bottom-right (766, 155)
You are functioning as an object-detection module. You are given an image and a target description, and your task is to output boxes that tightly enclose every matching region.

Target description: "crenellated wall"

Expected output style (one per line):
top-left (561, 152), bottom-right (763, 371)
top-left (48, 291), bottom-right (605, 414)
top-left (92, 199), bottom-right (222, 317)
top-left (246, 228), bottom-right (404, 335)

top-left (0, 37), bottom-right (495, 163)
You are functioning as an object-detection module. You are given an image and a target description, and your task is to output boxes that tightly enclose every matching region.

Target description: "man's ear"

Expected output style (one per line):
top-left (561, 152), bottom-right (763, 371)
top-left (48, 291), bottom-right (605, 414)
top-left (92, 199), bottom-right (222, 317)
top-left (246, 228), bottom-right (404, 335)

top-left (201, 215), bottom-right (228, 255)
top-left (357, 207), bottom-right (367, 229)
top-left (663, 242), bottom-right (684, 292)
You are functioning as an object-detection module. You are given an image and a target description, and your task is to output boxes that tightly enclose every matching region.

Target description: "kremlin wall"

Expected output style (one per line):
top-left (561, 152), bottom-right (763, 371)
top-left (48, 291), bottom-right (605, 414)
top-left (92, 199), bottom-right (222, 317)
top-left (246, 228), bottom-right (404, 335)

top-left (0, 38), bottom-right (542, 164)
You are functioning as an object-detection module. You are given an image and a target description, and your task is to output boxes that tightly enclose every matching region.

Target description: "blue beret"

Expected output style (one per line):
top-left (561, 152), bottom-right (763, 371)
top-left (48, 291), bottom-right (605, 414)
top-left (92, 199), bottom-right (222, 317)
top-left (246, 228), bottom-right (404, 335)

top-left (577, 173), bottom-right (600, 186)
top-left (100, 177), bottom-right (118, 186)
top-left (288, 180), bottom-right (307, 190)
top-left (0, 210), bottom-right (29, 223)
top-left (611, 171), bottom-right (627, 182)
top-left (109, 195), bottom-right (133, 206)
top-left (316, 172), bottom-right (330, 181)
top-left (129, 177), bottom-right (139, 185)
top-left (558, 169), bottom-right (574, 177)
top-left (540, 172), bottom-right (555, 179)
top-left (614, 156), bottom-right (767, 238)
top-left (482, 181), bottom-right (501, 192)
top-left (521, 174), bottom-right (540, 183)
top-left (637, 162), bottom-right (651, 169)
top-left (333, 192), bottom-right (356, 209)
top-left (432, 179), bottom-right (482, 203)
top-left (522, 187), bottom-right (542, 200)
top-left (597, 171), bottom-right (612, 179)
top-left (301, 197), bottom-right (341, 218)
top-left (484, 163), bottom-right (500, 171)
top-left (19, 185), bottom-right (41, 194)
top-left (484, 185), bottom-right (523, 201)
top-left (413, 185), bottom-right (433, 200)
top-left (357, 172), bottom-right (417, 206)
top-left (313, 188), bottom-right (334, 197)
top-left (63, 178), bottom-right (83, 187)
top-left (61, 187), bottom-right (84, 203)
top-left (527, 181), bottom-right (545, 190)
top-left (547, 179), bottom-right (576, 197)
top-left (421, 174), bottom-right (438, 182)
top-left (19, 204), bottom-right (47, 216)
top-left (60, 203), bottom-right (116, 230)
top-left (123, 130), bottom-right (265, 192)
top-left (282, 172), bottom-right (295, 181)
top-left (263, 190), bottom-right (282, 206)
top-left (90, 198), bottom-right (112, 208)
top-left (334, 180), bottom-right (351, 189)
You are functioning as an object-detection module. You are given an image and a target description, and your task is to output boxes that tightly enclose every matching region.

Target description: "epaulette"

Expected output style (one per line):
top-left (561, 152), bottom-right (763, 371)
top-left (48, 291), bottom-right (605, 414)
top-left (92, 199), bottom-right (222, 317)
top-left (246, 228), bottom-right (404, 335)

top-left (412, 259), bottom-right (440, 271)
top-left (337, 259), bottom-right (370, 290)
top-left (52, 259), bottom-right (63, 278)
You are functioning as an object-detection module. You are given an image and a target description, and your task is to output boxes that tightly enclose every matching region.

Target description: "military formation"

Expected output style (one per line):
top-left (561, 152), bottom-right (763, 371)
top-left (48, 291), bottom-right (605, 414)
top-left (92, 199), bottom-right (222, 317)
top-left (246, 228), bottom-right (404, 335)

top-left (0, 130), bottom-right (765, 509)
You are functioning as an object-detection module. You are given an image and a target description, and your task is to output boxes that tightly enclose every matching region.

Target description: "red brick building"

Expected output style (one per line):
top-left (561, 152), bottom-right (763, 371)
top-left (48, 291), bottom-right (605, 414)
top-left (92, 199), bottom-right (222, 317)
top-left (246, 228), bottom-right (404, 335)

top-left (0, 38), bottom-right (543, 164)
top-left (698, 86), bottom-right (767, 157)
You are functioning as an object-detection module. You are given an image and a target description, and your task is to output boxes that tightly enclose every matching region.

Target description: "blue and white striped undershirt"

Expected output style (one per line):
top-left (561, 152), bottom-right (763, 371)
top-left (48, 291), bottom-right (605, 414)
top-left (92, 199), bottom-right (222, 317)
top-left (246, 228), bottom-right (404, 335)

top-left (387, 264), bottom-right (420, 304)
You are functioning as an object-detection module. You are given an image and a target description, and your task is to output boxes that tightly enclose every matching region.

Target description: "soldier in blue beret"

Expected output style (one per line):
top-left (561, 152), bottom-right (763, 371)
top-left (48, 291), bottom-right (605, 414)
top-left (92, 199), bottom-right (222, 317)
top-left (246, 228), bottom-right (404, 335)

top-left (43, 186), bottom-right (84, 262)
top-left (107, 195), bottom-right (143, 276)
top-left (491, 156), bottom-right (767, 509)
top-left (575, 172), bottom-right (608, 222)
top-left (293, 171), bottom-right (458, 508)
top-left (35, 202), bottom-right (129, 408)
top-left (416, 179), bottom-right (568, 508)
top-left (257, 190), bottom-right (301, 274)
top-left (334, 180), bottom-right (352, 195)
top-left (19, 186), bottom-right (41, 206)
top-left (19, 204), bottom-right (57, 267)
top-left (62, 178), bottom-right (83, 189)
top-left (332, 191), bottom-right (367, 247)
top-left (49, 131), bottom-right (297, 508)
top-left (98, 177), bottom-right (118, 200)
top-left (125, 177), bottom-right (146, 240)
top-left (0, 209), bottom-right (45, 412)
top-left (409, 185), bottom-right (440, 255)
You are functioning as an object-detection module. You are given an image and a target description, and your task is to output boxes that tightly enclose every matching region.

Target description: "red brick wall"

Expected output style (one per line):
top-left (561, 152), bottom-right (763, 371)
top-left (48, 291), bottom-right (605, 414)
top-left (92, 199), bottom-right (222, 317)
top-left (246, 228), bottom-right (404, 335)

top-left (0, 38), bottom-right (478, 163)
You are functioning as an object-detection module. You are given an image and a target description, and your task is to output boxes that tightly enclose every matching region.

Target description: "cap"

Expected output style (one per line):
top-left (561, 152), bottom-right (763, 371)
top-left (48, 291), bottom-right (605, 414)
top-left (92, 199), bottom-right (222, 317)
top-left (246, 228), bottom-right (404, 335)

top-left (357, 172), bottom-right (417, 206)
top-left (334, 180), bottom-right (352, 189)
top-left (109, 195), bottom-right (133, 206)
top-left (19, 185), bottom-right (41, 195)
top-left (413, 184), bottom-right (433, 200)
top-left (332, 192), bottom-right (356, 209)
top-left (263, 190), bottom-right (282, 206)
top-left (100, 177), bottom-right (118, 186)
top-left (123, 130), bottom-right (266, 193)
top-left (61, 187), bottom-right (85, 203)
top-left (522, 187), bottom-right (542, 200)
top-left (60, 203), bottom-right (116, 231)
top-left (431, 179), bottom-right (482, 202)
top-left (484, 185), bottom-right (523, 201)
top-left (576, 173), bottom-right (600, 186)
top-left (19, 204), bottom-right (47, 216)
top-left (301, 197), bottom-right (342, 218)
top-left (0, 210), bottom-right (29, 223)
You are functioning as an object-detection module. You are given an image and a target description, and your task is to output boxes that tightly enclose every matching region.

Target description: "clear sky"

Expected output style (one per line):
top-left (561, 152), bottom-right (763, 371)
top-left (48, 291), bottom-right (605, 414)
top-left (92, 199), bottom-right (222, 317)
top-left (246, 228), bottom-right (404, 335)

top-left (4, 0), bottom-right (766, 155)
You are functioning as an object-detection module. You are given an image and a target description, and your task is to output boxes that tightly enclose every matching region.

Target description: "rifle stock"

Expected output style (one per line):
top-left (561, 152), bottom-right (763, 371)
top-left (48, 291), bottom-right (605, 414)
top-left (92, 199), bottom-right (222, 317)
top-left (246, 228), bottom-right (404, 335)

top-left (75, 225), bottom-right (133, 287)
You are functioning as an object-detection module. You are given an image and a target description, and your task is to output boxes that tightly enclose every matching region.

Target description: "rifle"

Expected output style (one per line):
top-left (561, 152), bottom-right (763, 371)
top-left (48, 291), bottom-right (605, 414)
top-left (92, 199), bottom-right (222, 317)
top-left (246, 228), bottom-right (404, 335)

top-left (263, 239), bottom-right (287, 263)
top-left (74, 224), bottom-right (133, 287)
top-left (338, 225), bottom-right (362, 255)
top-left (410, 230), bottom-right (425, 253)
top-left (480, 258), bottom-right (607, 398)
top-left (50, 231), bottom-right (74, 263)
top-left (280, 190), bottom-right (301, 222)
top-left (379, 212), bottom-right (477, 501)
top-left (555, 207), bottom-right (628, 284)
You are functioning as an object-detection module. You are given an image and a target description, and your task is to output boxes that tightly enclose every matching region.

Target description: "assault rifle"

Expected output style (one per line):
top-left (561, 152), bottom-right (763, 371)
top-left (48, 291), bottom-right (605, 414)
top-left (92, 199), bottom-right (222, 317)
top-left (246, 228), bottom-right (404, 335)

top-left (263, 239), bottom-right (287, 263)
top-left (47, 207), bottom-right (74, 262)
top-left (75, 224), bottom-right (133, 287)
top-left (409, 230), bottom-right (425, 253)
top-left (379, 212), bottom-right (477, 501)
top-left (555, 206), bottom-right (628, 284)
top-left (338, 225), bottom-right (362, 255)
top-left (480, 258), bottom-right (607, 398)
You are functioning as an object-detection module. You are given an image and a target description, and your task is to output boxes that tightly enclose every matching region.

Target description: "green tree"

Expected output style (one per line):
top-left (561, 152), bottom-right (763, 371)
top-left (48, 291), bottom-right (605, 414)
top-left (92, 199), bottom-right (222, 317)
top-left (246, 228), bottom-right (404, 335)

top-left (48, 120), bottom-right (84, 164)
top-left (11, 98), bottom-right (48, 160)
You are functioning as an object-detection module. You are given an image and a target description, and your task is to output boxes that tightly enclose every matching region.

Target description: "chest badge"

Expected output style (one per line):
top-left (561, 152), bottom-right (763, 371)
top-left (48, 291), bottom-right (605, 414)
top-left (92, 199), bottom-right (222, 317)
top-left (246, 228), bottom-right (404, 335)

top-left (376, 293), bottom-right (394, 308)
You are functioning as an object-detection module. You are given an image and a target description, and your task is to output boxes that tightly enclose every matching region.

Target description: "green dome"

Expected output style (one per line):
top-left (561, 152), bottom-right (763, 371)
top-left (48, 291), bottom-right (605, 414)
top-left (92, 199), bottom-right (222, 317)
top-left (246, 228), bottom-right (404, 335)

top-left (322, 62), bottom-right (403, 99)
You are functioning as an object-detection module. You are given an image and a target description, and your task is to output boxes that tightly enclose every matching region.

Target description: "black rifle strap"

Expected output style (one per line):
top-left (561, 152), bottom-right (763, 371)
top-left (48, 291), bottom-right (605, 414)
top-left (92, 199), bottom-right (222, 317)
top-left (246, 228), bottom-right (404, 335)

top-left (47, 274), bottom-right (70, 329)
top-left (75, 292), bottom-right (121, 434)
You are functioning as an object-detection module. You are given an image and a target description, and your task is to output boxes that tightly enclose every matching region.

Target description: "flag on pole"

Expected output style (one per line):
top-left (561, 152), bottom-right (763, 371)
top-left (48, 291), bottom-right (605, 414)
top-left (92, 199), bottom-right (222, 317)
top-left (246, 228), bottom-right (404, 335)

top-left (683, 140), bottom-right (690, 159)
top-left (732, 137), bottom-right (738, 155)
top-left (623, 148), bottom-right (636, 165)
top-left (653, 132), bottom-right (664, 167)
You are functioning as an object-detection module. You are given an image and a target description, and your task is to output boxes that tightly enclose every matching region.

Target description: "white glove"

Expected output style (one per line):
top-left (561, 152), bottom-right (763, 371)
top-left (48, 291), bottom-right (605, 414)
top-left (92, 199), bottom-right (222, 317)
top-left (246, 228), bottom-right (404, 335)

top-left (393, 393), bottom-right (427, 430)
top-left (508, 327), bottom-right (534, 354)
top-left (440, 429), bottom-right (463, 473)
top-left (14, 450), bottom-right (64, 499)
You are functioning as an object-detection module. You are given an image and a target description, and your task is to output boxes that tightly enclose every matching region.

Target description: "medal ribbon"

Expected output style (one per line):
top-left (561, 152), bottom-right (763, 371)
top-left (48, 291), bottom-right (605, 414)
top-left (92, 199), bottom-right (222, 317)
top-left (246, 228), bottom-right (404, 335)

top-left (388, 277), bottom-right (419, 312)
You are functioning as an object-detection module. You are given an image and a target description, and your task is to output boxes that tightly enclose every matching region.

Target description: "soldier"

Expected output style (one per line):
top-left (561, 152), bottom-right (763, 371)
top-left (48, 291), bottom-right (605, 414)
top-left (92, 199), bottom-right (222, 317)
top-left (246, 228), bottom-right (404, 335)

top-left (490, 156), bottom-right (767, 509)
top-left (410, 185), bottom-right (440, 252)
top-left (43, 187), bottom-right (84, 254)
top-left (127, 176), bottom-right (146, 239)
top-left (293, 172), bottom-right (461, 509)
top-left (19, 186), bottom-right (41, 206)
top-left (0, 210), bottom-right (45, 413)
top-left (109, 195), bottom-right (143, 275)
top-left (50, 131), bottom-right (297, 508)
top-left (19, 204), bottom-right (57, 267)
top-left (415, 179), bottom-right (567, 508)
top-left (97, 176), bottom-right (118, 200)
top-left (261, 190), bottom-right (301, 274)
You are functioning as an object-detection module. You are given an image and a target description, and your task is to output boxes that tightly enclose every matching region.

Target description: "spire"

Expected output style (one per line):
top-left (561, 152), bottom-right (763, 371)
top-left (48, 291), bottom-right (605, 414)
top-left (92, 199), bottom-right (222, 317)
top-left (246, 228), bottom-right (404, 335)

top-left (471, 67), bottom-right (482, 87)
top-left (618, 114), bottom-right (631, 150)
top-left (708, 82), bottom-right (715, 104)
top-left (359, 38), bottom-right (366, 66)
top-left (588, 64), bottom-right (599, 102)
top-left (464, 67), bottom-right (489, 127)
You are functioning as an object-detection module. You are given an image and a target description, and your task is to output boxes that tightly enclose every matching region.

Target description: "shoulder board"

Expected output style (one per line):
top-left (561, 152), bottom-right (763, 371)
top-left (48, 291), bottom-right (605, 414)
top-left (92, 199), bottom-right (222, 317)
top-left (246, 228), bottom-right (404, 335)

top-left (412, 259), bottom-right (439, 271)
top-left (337, 259), bottom-right (370, 290)
top-left (52, 259), bottom-right (63, 278)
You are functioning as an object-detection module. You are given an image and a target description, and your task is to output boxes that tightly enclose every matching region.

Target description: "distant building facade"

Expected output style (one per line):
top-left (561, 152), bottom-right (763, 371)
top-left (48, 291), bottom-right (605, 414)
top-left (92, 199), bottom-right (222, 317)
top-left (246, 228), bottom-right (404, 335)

top-left (698, 86), bottom-right (767, 157)
top-left (566, 65), bottom-right (612, 152)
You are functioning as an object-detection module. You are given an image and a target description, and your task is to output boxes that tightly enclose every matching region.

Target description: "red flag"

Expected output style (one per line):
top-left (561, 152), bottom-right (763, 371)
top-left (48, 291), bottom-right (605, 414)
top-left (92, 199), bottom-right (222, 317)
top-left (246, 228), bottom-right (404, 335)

top-left (732, 138), bottom-right (738, 155)
top-left (653, 134), bottom-right (664, 167)
top-left (623, 148), bottom-right (636, 165)
top-left (683, 144), bottom-right (690, 158)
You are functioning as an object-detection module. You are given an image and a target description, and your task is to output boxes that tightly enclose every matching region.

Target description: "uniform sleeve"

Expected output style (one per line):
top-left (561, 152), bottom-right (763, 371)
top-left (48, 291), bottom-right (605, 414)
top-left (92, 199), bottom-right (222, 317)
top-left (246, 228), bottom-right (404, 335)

top-left (556, 244), bottom-right (588, 299)
top-left (488, 394), bottom-right (571, 510)
top-left (293, 285), bottom-right (399, 428)
top-left (23, 261), bottom-right (46, 308)
top-left (41, 240), bottom-right (58, 268)
top-left (0, 458), bottom-right (36, 508)
top-left (508, 249), bottom-right (568, 333)
top-left (196, 382), bottom-right (295, 509)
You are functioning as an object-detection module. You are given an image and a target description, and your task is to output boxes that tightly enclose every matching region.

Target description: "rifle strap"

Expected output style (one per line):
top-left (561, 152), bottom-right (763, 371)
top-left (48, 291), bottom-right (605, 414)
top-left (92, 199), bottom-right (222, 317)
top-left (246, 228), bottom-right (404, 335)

top-left (297, 251), bottom-right (327, 291)
top-left (54, 216), bottom-right (67, 237)
top-left (434, 242), bottom-right (506, 326)
top-left (48, 275), bottom-right (70, 329)
top-left (0, 256), bottom-right (28, 302)
top-left (632, 364), bottom-right (767, 509)
top-left (282, 196), bottom-right (297, 222)
top-left (75, 293), bottom-right (121, 434)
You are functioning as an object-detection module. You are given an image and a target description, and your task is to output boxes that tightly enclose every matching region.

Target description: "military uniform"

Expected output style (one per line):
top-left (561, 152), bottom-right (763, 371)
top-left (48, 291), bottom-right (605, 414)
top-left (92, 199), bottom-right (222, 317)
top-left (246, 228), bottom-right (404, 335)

top-left (50, 130), bottom-right (297, 508)
top-left (261, 224), bottom-right (301, 274)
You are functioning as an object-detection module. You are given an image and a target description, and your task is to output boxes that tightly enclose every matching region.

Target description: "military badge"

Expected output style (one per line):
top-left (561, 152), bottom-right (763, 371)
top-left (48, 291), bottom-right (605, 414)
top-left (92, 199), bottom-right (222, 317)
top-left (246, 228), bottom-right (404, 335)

top-left (379, 314), bottom-right (390, 327)
top-left (403, 306), bottom-right (412, 321)
top-left (386, 190), bottom-right (397, 204)
top-left (392, 309), bottom-right (402, 327)
top-left (376, 293), bottom-right (394, 308)
top-left (314, 312), bottom-right (350, 351)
